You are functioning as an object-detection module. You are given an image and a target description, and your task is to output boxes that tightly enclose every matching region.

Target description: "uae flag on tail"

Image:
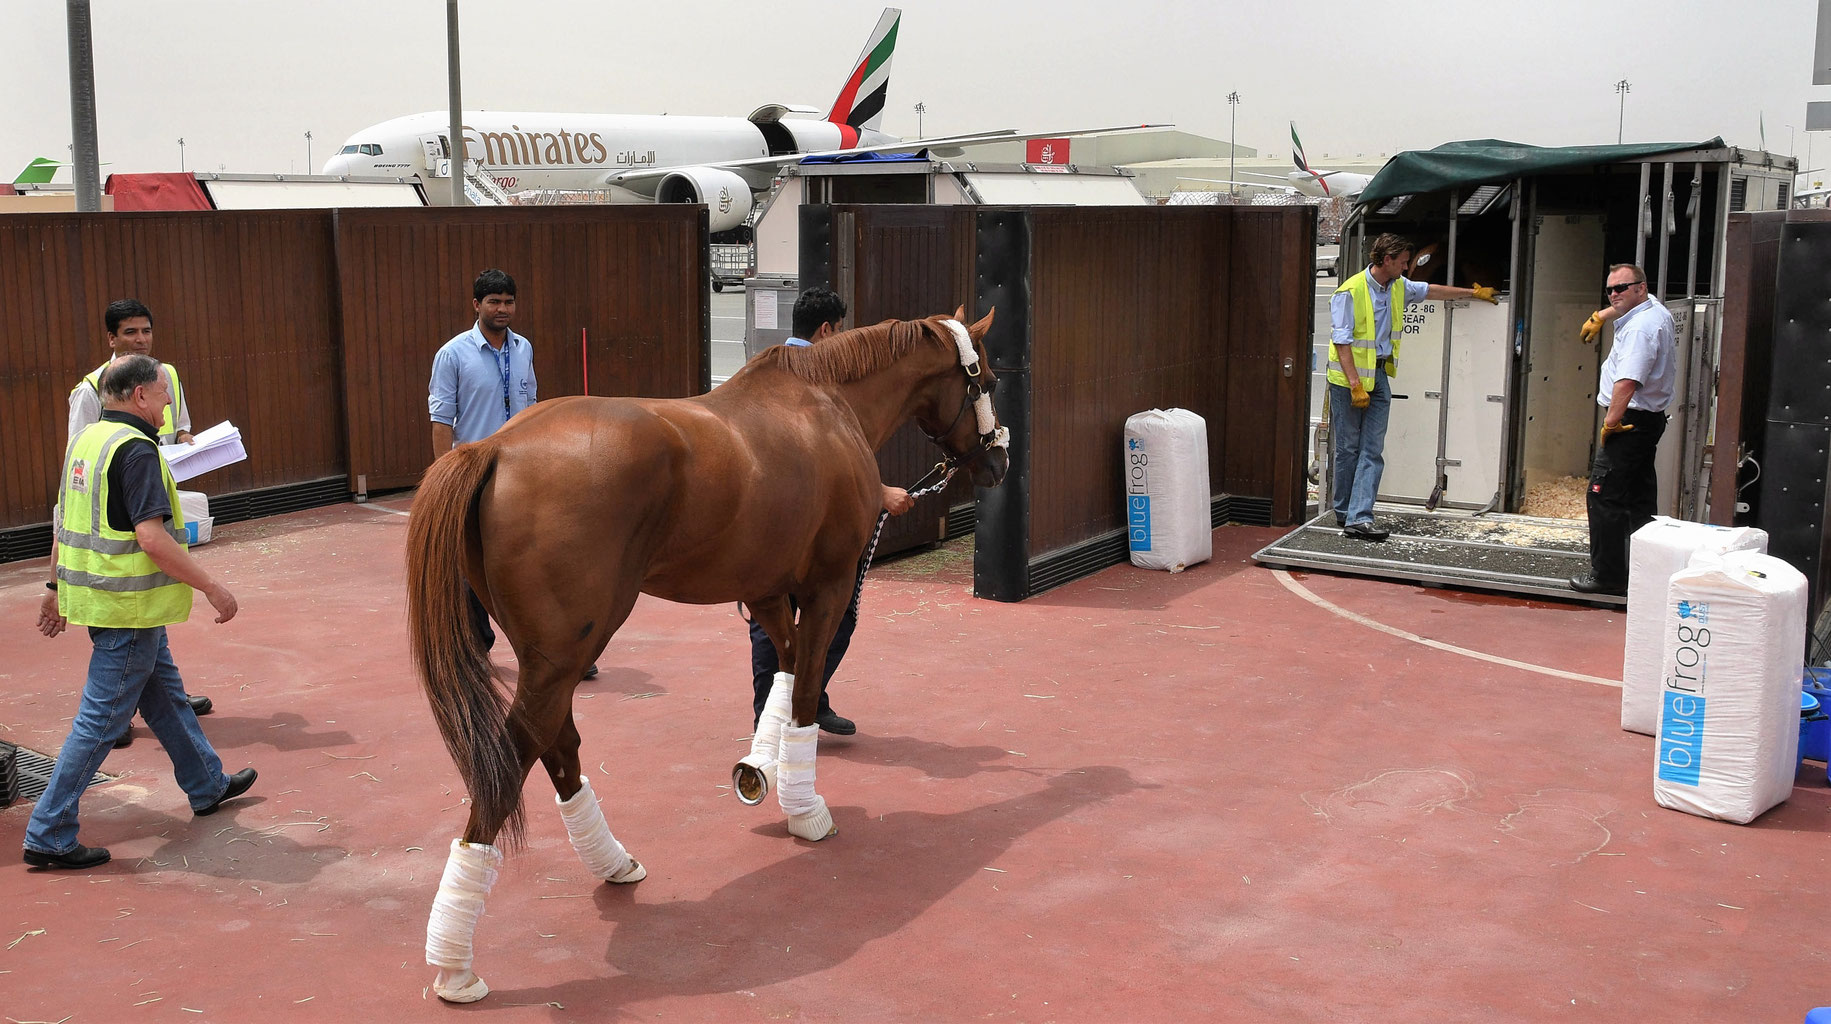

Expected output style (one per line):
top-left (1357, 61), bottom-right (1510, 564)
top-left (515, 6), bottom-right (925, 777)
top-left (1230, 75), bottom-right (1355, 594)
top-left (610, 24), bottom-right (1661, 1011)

top-left (828, 8), bottom-right (901, 133)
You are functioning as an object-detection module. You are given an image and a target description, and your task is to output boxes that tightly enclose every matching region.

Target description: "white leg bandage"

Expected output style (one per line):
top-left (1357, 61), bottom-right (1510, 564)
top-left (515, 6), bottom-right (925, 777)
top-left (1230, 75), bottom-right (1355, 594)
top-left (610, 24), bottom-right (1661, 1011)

top-left (425, 838), bottom-right (502, 1003)
top-left (556, 776), bottom-right (644, 883)
top-left (777, 721), bottom-right (836, 840)
top-left (752, 671), bottom-right (793, 760)
top-left (735, 671), bottom-right (793, 804)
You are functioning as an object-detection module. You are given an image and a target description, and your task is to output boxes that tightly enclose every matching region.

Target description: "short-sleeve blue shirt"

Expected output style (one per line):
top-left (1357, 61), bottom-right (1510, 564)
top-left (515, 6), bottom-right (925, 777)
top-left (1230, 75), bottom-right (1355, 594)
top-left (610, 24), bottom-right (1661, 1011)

top-left (428, 322), bottom-right (537, 444)
top-left (1330, 267), bottom-right (1432, 358)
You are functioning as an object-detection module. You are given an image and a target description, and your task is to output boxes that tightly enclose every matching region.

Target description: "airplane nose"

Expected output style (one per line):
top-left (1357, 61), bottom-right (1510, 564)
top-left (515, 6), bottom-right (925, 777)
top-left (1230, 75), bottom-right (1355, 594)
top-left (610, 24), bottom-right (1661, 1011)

top-left (321, 155), bottom-right (350, 176)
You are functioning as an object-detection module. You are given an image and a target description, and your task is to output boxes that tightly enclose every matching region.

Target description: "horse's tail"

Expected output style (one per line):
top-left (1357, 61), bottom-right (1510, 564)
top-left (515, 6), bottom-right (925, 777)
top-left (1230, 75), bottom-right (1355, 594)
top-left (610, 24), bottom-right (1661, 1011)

top-left (405, 442), bottom-right (526, 847)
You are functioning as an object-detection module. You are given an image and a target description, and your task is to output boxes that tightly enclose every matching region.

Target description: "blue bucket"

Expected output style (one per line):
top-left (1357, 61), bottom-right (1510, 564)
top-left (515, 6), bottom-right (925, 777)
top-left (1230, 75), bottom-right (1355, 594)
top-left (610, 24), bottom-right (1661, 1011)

top-left (1802, 687), bottom-right (1831, 777)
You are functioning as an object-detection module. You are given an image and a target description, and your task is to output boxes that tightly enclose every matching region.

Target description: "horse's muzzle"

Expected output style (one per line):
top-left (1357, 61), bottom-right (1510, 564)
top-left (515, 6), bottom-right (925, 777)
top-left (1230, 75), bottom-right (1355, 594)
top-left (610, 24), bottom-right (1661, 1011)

top-left (970, 446), bottom-right (1009, 488)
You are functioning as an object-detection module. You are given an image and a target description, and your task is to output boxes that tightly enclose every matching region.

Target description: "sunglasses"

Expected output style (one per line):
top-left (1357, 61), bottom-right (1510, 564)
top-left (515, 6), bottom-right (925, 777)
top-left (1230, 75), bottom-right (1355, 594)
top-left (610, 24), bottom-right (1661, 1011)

top-left (1605, 281), bottom-right (1642, 295)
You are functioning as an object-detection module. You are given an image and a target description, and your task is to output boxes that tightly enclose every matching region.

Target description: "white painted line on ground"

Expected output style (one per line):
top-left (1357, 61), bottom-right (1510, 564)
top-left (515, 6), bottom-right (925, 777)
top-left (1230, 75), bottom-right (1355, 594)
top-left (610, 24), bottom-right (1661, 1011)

top-left (359, 503), bottom-right (412, 518)
top-left (1271, 569), bottom-right (1622, 688)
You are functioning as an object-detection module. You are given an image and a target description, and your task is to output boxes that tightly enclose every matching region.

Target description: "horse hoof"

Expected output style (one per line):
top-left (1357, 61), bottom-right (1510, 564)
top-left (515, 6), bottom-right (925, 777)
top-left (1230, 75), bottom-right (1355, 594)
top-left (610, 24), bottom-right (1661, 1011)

top-left (733, 755), bottom-right (777, 806)
top-left (609, 858), bottom-right (646, 884)
top-left (786, 805), bottom-right (837, 841)
top-left (432, 967), bottom-right (489, 1003)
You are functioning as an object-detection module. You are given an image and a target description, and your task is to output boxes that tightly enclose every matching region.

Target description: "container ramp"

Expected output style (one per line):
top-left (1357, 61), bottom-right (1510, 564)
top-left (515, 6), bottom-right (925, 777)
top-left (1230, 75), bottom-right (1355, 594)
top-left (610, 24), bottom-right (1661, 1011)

top-left (1253, 506), bottom-right (1623, 606)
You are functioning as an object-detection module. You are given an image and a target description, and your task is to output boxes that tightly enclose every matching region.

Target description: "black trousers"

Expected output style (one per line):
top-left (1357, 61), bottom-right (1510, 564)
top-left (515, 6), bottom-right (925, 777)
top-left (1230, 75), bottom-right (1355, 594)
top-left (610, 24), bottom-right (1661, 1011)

top-left (1585, 407), bottom-right (1667, 586)
top-left (750, 594), bottom-right (856, 724)
top-left (466, 583), bottom-right (496, 650)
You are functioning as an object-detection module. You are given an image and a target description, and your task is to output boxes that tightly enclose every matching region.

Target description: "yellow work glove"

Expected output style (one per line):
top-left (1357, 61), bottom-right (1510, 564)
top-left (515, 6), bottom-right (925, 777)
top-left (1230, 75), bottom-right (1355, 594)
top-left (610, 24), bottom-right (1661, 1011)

top-left (1471, 283), bottom-right (1498, 304)
top-left (1579, 312), bottom-right (1603, 344)
top-left (1383, 357), bottom-right (1397, 378)
top-left (1350, 381), bottom-right (1370, 409)
top-left (1599, 421), bottom-right (1634, 445)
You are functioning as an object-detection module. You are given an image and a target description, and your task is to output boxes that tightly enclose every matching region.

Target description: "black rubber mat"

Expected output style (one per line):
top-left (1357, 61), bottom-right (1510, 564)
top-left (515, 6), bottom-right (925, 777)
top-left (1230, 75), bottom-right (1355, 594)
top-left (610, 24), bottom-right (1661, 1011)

top-left (1253, 508), bottom-right (1619, 604)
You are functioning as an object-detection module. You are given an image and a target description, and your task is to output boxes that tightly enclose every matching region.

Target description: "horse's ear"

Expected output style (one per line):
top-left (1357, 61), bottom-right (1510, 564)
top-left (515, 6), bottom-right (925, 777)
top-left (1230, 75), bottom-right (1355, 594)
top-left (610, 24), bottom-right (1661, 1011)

top-left (951, 305), bottom-right (966, 322)
top-left (968, 307), bottom-right (995, 341)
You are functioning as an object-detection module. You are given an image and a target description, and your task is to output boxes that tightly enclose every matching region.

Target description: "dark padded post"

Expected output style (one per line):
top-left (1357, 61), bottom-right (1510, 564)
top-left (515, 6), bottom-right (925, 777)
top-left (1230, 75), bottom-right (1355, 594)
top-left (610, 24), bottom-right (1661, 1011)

top-left (973, 209), bottom-right (1033, 603)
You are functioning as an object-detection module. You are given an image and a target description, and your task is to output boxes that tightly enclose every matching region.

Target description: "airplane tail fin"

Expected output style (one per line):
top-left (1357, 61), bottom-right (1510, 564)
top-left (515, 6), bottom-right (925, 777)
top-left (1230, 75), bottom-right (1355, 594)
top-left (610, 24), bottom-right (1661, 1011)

top-left (14, 157), bottom-right (62, 185)
top-left (1290, 122), bottom-right (1330, 196)
top-left (827, 8), bottom-right (900, 135)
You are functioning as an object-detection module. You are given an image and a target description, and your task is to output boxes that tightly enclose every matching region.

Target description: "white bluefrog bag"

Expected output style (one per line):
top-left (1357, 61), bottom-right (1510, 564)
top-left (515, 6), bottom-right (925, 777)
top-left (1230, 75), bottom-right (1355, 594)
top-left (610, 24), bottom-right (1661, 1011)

top-left (1622, 518), bottom-right (1767, 735)
top-left (1123, 409), bottom-right (1212, 573)
top-left (1653, 549), bottom-right (1806, 824)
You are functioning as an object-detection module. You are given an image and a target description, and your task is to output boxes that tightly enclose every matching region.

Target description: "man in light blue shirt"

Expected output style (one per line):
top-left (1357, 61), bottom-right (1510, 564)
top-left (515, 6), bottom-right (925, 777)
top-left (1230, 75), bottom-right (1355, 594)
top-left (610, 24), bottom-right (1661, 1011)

top-left (425, 269), bottom-right (594, 677)
top-left (429, 268), bottom-right (537, 452)
top-left (747, 288), bottom-right (912, 736)
top-left (1327, 234), bottom-right (1496, 540)
top-left (1570, 263), bottom-right (1677, 596)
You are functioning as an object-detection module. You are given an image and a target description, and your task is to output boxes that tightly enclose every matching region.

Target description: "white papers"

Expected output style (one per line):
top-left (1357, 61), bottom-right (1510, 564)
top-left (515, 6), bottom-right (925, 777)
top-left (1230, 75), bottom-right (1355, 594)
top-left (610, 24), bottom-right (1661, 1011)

top-left (755, 289), bottom-right (778, 330)
top-left (159, 420), bottom-right (246, 483)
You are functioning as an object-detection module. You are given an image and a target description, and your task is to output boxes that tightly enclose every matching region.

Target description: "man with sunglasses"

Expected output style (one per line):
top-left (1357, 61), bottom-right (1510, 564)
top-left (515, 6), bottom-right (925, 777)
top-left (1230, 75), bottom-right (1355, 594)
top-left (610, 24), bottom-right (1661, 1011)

top-left (1570, 264), bottom-right (1676, 597)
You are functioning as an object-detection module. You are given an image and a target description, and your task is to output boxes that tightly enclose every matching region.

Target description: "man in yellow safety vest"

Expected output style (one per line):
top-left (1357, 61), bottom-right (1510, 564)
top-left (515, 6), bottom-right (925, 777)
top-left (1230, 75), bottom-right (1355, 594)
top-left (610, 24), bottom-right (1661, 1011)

top-left (65, 299), bottom-right (211, 742)
top-left (1328, 233), bottom-right (1498, 540)
top-left (25, 354), bottom-right (255, 871)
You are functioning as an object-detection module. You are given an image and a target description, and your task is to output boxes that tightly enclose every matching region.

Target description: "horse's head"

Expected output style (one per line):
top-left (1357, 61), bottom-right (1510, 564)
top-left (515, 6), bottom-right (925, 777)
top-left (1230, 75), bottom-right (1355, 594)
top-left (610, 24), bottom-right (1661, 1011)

top-left (916, 307), bottom-right (1009, 489)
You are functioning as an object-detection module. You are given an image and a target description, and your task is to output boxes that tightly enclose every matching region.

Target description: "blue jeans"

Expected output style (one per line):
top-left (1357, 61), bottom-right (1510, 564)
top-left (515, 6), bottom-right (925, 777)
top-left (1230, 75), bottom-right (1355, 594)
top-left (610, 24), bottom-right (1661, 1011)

top-left (25, 626), bottom-right (231, 855)
top-left (1329, 366), bottom-right (1391, 527)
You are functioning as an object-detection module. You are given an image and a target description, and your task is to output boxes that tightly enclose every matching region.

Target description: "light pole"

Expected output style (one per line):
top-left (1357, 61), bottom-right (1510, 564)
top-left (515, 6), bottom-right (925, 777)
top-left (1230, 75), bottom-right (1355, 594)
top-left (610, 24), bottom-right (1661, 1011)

top-left (1786, 123), bottom-right (1796, 157)
top-left (1226, 91), bottom-right (1240, 200)
top-left (305, 130), bottom-right (313, 171)
top-left (1615, 79), bottom-right (1631, 143)
top-left (178, 137), bottom-right (185, 171)
top-left (914, 101), bottom-right (925, 138)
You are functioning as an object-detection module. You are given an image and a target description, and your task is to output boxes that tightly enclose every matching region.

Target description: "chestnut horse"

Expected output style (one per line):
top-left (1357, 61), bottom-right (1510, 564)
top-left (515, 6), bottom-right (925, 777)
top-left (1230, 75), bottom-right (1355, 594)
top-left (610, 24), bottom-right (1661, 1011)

top-left (404, 309), bottom-right (1005, 1002)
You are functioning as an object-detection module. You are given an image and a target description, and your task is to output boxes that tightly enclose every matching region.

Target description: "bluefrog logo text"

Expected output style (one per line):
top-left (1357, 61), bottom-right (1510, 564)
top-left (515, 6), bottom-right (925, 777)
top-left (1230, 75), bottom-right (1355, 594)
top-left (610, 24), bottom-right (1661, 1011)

top-left (1127, 445), bottom-right (1150, 552)
top-left (1658, 604), bottom-right (1711, 786)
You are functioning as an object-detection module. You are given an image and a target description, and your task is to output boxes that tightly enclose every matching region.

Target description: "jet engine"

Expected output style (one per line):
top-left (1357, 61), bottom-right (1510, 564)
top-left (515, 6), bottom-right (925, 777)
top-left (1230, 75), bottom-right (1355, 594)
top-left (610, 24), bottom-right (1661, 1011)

top-left (656, 167), bottom-right (754, 233)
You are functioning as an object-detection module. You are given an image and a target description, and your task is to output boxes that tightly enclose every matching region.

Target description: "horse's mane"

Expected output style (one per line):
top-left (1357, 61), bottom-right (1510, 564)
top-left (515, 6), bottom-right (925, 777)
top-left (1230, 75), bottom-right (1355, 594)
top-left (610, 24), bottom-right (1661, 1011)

top-left (760, 318), bottom-right (942, 385)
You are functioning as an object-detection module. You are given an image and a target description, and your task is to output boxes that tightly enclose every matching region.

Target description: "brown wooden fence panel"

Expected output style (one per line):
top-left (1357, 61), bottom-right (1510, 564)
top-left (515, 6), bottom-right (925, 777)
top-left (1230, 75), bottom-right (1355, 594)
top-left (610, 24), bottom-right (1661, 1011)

top-left (841, 205), bottom-right (978, 555)
top-left (0, 211), bottom-right (344, 532)
top-left (812, 203), bottom-right (1313, 600)
top-left (333, 205), bottom-right (708, 492)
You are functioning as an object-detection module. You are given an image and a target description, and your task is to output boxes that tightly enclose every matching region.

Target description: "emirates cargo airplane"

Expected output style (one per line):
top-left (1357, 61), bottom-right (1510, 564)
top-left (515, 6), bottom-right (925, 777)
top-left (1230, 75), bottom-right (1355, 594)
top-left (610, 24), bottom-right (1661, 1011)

top-left (323, 9), bottom-right (1155, 230)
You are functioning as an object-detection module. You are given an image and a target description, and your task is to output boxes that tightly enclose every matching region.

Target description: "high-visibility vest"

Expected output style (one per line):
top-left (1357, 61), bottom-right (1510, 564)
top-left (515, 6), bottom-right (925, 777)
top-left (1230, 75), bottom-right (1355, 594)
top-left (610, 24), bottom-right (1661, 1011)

top-left (55, 421), bottom-right (192, 628)
top-left (1327, 270), bottom-right (1407, 387)
top-left (79, 361), bottom-right (183, 443)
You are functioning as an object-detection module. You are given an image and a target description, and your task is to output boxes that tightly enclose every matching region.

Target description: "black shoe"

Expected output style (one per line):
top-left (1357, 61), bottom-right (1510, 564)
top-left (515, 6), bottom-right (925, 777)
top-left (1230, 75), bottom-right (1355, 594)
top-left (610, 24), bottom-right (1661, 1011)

top-left (187, 694), bottom-right (213, 716)
top-left (196, 768), bottom-right (258, 816)
top-left (815, 710), bottom-right (856, 736)
top-left (581, 664), bottom-right (599, 681)
top-left (24, 843), bottom-right (111, 870)
top-left (1342, 522), bottom-right (1389, 542)
top-left (1333, 514), bottom-right (1347, 528)
top-left (1569, 574), bottom-right (1627, 596)
top-left (113, 729), bottom-right (134, 748)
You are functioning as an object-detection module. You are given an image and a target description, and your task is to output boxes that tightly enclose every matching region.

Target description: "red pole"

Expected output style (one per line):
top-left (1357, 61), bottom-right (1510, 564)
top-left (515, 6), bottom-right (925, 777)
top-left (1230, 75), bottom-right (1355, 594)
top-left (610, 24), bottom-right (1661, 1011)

top-left (581, 327), bottom-right (589, 396)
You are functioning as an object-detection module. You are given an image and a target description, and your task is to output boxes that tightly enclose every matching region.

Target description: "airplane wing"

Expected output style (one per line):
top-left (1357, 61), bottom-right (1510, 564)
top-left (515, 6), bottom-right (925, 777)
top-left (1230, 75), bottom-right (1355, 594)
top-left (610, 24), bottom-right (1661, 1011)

top-left (600, 123), bottom-right (1171, 190)
top-left (1238, 171), bottom-right (1298, 184)
top-left (1179, 176), bottom-right (1302, 194)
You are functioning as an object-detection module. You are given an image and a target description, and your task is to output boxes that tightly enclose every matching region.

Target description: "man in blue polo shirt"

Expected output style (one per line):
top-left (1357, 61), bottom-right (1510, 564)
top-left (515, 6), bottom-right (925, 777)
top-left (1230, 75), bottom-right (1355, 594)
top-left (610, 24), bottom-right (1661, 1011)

top-left (427, 270), bottom-right (594, 678)
top-left (745, 288), bottom-right (913, 735)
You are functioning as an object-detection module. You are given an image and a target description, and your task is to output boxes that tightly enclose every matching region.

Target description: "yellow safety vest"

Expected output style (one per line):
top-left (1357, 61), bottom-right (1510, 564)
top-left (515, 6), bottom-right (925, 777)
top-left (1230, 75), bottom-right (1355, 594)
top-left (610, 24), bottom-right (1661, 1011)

top-left (55, 421), bottom-right (193, 628)
top-left (80, 361), bottom-right (183, 443)
top-left (1327, 270), bottom-right (1407, 387)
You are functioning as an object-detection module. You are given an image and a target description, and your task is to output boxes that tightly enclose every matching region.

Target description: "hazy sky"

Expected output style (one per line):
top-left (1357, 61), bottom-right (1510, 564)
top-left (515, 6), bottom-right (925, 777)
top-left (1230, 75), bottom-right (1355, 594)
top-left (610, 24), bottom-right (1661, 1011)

top-left (5, 0), bottom-right (1825, 179)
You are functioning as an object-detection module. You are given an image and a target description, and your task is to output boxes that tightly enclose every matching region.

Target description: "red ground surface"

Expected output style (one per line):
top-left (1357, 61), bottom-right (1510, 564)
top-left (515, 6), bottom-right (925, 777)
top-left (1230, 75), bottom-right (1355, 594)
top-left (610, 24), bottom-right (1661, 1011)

top-left (2, 500), bottom-right (1828, 1022)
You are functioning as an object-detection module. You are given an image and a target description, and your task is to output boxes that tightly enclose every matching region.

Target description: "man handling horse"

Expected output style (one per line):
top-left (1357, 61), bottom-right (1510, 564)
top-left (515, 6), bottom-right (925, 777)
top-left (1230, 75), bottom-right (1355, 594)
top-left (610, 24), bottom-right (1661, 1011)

top-left (1328, 233), bottom-right (1498, 540)
top-left (27, 354), bottom-right (256, 870)
top-left (747, 287), bottom-right (915, 736)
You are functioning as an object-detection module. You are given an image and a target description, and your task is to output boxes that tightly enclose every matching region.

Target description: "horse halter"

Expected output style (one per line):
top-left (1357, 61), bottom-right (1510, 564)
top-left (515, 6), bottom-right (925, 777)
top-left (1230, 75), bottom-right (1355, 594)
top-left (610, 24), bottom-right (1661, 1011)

top-left (918, 319), bottom-right (1011, 481)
